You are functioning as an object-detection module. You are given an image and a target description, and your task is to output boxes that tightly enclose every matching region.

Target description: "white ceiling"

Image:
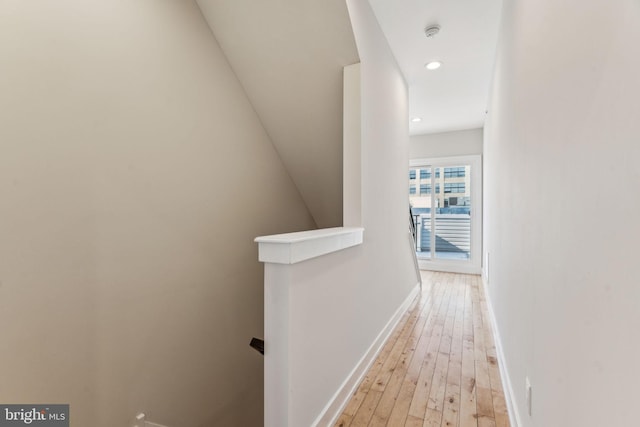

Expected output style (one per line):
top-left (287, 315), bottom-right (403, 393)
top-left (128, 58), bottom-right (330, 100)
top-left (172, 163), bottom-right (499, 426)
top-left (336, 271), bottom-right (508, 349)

top-left (368, 0), bottom-right (503, 136)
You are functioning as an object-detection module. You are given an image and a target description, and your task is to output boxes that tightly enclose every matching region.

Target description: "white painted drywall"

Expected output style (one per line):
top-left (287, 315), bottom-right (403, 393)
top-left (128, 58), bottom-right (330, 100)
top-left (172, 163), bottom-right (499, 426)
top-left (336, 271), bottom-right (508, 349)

top-left (280, 0), bottom-right (418, 423)
top-left (346, 0), bottom-right (418, 356)
top-left (483, 0), bottom-right (640, 426)
top-left (410, 128), bottom-right (483, 159)
top-left (261, 246), bottom-right (418, 427)
top-left (343, 63), bottom-right (362, 227)
top-left (0, 1), bottom-right (315, 426)
top-left (256, 227), bottom-right (365, 427)
top-left (255, 0), bottom-right (419, 424)
top-left (196, 0), bottom-right (360, 229)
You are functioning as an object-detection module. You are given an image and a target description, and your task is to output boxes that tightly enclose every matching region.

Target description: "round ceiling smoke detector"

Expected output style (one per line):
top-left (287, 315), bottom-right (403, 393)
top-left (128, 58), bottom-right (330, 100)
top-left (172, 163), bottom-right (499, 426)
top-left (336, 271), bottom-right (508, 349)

top-left (424, 25), bottom-right (440, 38)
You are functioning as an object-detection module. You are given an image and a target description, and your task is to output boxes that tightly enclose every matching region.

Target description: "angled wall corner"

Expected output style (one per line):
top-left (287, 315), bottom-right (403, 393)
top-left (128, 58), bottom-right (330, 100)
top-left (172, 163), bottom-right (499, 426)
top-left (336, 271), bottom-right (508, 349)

top-left (196, 0), bottom-right (360, 228)
top-left (343, 62), bottom-right (362, 227)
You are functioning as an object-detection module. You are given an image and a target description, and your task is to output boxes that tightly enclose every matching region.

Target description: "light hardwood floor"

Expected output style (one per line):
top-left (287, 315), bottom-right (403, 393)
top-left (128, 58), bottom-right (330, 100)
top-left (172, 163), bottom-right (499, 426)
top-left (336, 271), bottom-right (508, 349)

top-left (334, 271), bottom-right (510, 427)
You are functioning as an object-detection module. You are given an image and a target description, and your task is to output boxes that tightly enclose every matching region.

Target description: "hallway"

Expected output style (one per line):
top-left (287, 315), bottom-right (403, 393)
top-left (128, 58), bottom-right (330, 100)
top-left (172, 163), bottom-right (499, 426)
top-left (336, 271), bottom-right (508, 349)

top-left (335, 271), bottom-right (510, 427)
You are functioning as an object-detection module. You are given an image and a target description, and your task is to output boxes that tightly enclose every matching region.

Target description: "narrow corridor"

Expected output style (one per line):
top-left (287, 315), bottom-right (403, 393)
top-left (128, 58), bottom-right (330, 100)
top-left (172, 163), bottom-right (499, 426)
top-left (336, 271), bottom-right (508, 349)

top-left (335, 271), bottom-right (510, 427)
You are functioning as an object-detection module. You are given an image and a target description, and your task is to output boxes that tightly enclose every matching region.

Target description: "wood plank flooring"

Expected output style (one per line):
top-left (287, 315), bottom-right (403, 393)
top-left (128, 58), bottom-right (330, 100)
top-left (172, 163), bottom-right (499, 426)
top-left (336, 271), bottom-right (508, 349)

top-left (335, 271), bottom-right (510, 427)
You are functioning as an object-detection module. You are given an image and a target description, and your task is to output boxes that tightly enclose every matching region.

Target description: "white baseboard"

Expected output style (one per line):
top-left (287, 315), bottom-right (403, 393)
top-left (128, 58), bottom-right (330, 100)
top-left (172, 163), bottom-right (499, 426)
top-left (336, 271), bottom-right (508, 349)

top-left (481, 276), bottom-right (522, 427)
top-left (314, 282), bottom-right (421, 427)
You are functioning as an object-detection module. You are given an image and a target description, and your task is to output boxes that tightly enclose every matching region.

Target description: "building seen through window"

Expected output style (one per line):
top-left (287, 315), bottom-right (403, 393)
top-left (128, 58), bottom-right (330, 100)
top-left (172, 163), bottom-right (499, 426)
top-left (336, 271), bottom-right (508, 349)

top-left (408, 165), bottom-right (470, 209)
top-left (409, 164), bottom-right (472, 260)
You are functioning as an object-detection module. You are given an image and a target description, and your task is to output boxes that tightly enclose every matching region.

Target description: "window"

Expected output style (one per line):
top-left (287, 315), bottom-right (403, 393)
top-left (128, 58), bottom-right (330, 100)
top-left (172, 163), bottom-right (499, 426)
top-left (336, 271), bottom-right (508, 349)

top-left (444, 167), bottom-right (466, 178)
top-left (419, 170), bottom-right (440, 179)
top-left (444, 182), bottom-right (465, 193)
top-left (418, 184), bottom-right (441, 194)
top-left (409, 156), bottom-right (482, 273)
top-left (409, 170), bottom-right (416, 179)
top-left (409, 185), bottom-right (416, 194)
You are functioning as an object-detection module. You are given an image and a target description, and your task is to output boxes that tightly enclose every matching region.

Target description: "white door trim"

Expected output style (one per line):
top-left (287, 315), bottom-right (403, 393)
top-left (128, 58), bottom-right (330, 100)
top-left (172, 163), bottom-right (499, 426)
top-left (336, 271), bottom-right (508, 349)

top-left (410, 155), bottom-right (482, 274)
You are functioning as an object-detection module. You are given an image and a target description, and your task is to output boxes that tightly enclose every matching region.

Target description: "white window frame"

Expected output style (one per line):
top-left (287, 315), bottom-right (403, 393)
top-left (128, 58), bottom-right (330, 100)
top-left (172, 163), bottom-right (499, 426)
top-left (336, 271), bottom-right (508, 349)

top-left (410, 155), bottom-right (482, 275)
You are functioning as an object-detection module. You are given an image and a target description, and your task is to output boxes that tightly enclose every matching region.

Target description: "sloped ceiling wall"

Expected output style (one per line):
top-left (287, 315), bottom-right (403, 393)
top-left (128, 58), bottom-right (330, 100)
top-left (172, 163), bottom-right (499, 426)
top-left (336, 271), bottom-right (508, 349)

top-left (196, 0), bottom-right (359, 228)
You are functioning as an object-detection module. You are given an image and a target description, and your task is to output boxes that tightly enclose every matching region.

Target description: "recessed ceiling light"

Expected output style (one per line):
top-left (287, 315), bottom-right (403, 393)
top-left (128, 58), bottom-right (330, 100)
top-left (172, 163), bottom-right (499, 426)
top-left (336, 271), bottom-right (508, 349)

top-left (425, 61), bottom-right (442, 70)
top-left (411, 117), bottom-right (422, 123)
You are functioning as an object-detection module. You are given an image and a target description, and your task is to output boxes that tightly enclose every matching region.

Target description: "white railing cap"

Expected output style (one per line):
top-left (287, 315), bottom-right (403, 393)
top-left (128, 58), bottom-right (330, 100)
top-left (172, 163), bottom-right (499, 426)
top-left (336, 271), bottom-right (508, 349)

top-left (255, 227), bottom-right (364, 264)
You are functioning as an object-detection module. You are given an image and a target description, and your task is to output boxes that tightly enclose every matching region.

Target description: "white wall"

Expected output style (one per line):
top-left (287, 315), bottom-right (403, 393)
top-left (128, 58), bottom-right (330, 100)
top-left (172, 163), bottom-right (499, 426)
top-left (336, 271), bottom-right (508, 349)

top-left (285, 0), bottom-right (419, 419)
top-left (196, 0), bottom-right (360, 229)
top-left (256, 0), bottom-right (418, 424)
top-left (410, 128), bottom-right (483, 159)
top-left (0, 1), bottom-right (315, 426)
top-left (484, 0), bottom-right (640, 426)
top-left (346, 0), bottom-right (418, 335)
top-left (343, 63), bottom-right (362, 227)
